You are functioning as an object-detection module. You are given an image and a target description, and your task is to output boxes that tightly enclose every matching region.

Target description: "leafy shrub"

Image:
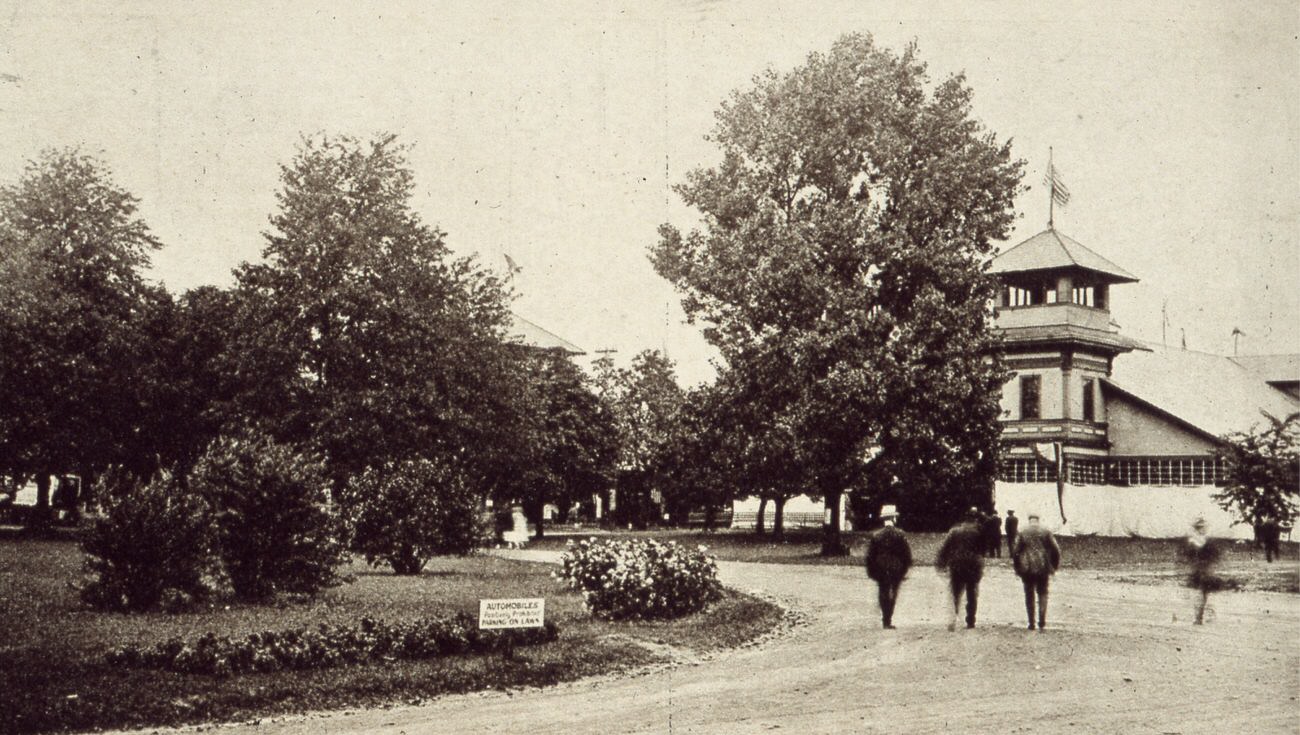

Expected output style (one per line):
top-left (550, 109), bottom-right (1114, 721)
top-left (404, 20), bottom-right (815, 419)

top-left (81, 472), bottom-right (221, 612)
top-left (342, 456), bottom-right (484, 575)
top-left (105, 613), bottom-right (559, 676)
top-left (556, 537), bottom-right (723, 620)
top-left (190, 432), bottom-right (349, 600)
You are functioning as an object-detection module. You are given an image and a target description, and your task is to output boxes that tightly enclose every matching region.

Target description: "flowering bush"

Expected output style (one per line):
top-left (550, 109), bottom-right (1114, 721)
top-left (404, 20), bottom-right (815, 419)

top-left (556, 537), bottom-right (722, 620)
top-left (106, 613), bottom-right (559, 676)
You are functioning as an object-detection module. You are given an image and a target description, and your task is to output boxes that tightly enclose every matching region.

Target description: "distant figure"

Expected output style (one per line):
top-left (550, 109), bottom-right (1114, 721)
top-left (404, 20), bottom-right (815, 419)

top-left (1255, 518), bottom-right (1282, 564)
top-left (982, 511), bottom-right (1002, 558)
top-left (1005, 510), bottom-right (1019, 555)
top-left (1182, 517), bottom-right (1227, 625)
top-left (865, 505), bottom-right (912, 629)
top-left (1012, 513), bottom-right (1061, 630)
top-left (936, 509), bottom-right (985, 630)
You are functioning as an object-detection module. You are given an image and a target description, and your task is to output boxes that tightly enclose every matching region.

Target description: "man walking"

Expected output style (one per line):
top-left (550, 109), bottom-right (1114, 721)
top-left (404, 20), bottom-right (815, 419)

top-left (936, 509), bottom-right (985, 630)
top-left (865, 505), bottom-right (912, 629)
top-left (1011, 512), bottom-right (1061, 630)
top-left (1005, 510), bottom-right (1019, 557)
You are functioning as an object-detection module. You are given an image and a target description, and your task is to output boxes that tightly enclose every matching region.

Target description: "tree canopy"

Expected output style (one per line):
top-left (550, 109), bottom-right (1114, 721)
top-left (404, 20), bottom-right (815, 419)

top-left (651, 34), bottom-right (1022, 548)
top-left (0, 148), bottom-right (166, 520)
top-left (231, 134), bottom-right (518, 487)
top-left (1215, 411), bottom-right (1300, 529)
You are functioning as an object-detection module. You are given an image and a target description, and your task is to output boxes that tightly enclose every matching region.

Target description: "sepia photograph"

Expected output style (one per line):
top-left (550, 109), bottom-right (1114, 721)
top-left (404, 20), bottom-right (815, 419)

top-left (0, 1), bottom-right (1296, 733)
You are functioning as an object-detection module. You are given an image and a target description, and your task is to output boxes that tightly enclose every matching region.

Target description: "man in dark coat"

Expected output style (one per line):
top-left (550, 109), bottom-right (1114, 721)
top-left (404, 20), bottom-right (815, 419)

top-left (1011, 512), bottom-right (1061, 630)
top-left (1255, 518), bottom-right (1282, 563)
top-left (936, 509), bottom-right (985, 630)
top-left (865, 505), bottom-right (912, 629)
top-left (1005, 510), bottom-right (1019, 557)
top-left (983, 511), bottom-right (1002, 558)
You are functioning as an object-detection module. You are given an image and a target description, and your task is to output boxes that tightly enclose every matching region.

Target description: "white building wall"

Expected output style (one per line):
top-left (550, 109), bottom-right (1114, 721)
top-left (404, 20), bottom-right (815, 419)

top-left (994, 481), bottom-right (1252, 540)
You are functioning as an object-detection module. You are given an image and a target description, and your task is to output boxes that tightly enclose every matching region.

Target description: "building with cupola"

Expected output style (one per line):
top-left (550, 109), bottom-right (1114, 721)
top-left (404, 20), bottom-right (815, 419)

top-left (989, 228), bottom-right (1298, 538)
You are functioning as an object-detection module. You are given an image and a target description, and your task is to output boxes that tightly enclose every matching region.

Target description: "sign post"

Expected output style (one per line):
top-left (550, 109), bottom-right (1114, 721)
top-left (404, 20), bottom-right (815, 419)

top-left (478, 598), bottom-right (545, 660)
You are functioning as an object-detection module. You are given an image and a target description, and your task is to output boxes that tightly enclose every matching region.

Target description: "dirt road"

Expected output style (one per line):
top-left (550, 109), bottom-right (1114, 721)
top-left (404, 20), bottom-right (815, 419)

top-left (204, 551), bottom-right (1299, 735)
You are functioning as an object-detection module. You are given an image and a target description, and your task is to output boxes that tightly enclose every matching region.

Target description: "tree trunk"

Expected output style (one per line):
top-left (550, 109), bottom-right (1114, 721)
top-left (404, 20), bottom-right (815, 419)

top-left (704, 505), bottom-right (717, 533)
top-left (755, 497), bottom-right (769, 535)
top-left (390, 545), bottom-right (426, 575)
top-left (27, 473), bottom-right (53, 530)
top-left (773, 496), bottom-right (786, 539)
top-left (820, 490), bottom-right (848, 557)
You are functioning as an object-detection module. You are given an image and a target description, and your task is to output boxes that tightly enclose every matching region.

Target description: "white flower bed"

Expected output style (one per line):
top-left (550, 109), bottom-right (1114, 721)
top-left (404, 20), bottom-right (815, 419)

top-left (556, 538), bottom-right (723, 620)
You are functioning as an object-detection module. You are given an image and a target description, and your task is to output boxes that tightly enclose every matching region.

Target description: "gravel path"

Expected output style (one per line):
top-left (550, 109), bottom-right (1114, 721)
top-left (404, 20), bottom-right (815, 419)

top-left (174, 550), bottom-right (1300, 735)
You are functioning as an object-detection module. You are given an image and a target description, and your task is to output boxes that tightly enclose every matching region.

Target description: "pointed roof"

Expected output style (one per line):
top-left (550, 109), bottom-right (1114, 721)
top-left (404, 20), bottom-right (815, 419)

top-left (991, 228), bottom-right (1138, 283)
top-left (508, 313), bottom-right (585, 355)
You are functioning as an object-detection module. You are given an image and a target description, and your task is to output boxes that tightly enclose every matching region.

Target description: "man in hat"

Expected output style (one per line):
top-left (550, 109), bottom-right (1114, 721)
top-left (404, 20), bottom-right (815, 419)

top-left (1004, 510), bottom-right (1019, 557)
top-left (865, 505), bottom-right (912, 629)
top-left (1011, 512), bottom-right (1061, 630)
top-left (935, 509), bottom-right (985, 630)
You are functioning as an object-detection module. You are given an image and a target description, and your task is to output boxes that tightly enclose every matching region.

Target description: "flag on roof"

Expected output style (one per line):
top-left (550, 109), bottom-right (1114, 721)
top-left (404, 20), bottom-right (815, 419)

top-left (1044, 162), bottom-right (1070, 207)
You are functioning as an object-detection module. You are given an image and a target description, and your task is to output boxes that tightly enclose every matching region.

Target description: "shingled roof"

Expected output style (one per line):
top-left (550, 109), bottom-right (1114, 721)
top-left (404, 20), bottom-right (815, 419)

top-left (991, 228), bottom-right (1139, 283)
top-left (1105, 343), bottom-right (1299, 440)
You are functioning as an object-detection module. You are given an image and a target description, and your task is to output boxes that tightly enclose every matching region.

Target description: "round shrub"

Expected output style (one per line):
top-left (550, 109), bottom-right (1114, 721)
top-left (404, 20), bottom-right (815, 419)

top-left (80, 471), bottom-right (220, 612)
top-left (342, 456), bottom-right (485, 575)
top-left (555, 537), bottom-right (723, 620)
top-left (190, 431), bottom-right (349, 600)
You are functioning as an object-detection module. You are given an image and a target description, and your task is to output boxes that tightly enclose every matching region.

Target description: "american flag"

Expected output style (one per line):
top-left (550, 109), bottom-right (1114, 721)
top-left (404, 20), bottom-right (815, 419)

top-left (1044, 162), bottom-right (1070, 207)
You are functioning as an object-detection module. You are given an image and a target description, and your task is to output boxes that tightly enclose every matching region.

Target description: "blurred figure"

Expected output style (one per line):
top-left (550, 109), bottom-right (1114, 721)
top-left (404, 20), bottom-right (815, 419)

top-left (1182, 517), bottom-right (1227, 625)
top-left (1255, 517), bottom-right (1282, 564)
top-left (936, 509), bottom-right (985, 630)
top-left (865, 505), bottom-right (912, 629)
top-left (1011, 513), bottom-right (1061, 630)
top-left (1004, 510), bottom-right (1019, 556)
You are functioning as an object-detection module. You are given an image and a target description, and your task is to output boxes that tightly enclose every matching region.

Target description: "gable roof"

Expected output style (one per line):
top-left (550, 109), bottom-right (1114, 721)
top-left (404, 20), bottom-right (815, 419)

top-left (508, 313), bottom-right (584, 354)
top-left (1104, 342), bottom-right (1299, 440)
top-left (1231, 353), bottom-right (1300, 384)
top-left (991, 228), bottom-right (1139, 283)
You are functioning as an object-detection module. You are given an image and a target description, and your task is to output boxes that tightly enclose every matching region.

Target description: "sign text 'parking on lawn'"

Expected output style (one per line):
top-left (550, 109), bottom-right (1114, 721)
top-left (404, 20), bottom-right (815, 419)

top-left (478, 598), bottom-right (545, 629)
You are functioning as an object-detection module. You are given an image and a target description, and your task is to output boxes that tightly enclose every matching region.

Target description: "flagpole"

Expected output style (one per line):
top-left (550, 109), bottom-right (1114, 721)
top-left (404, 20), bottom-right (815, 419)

top-left (1048, 147), bottom-right (1054, 229)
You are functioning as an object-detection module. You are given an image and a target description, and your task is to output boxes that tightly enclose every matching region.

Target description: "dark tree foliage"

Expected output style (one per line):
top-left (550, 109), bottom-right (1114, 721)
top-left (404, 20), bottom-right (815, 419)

top-left (0, 149), bottom-right (164, 522)
top-left (190, 432), bottom-right (349, 600)
top-left (1215, 411), bottom-right (1300, 528)
top-left (593, 350), bottom-right (686, 528)
top-left (502, 350), bottom-right (618, 538)
top-left (651, 34), bottom-right (1022, 549)
top-left (344, 456), bottom-right (486, 575)
top-left (230, 134), bottom-right (517, 489)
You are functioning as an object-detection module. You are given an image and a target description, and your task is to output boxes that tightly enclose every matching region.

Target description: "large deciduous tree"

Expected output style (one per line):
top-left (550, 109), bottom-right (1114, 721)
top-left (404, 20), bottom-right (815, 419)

top-left (0, 149), bottom-right (164, 525)
top-left (594, 350), bottom-right (686, 528)
top-left (512, 350), bottom-right (618, 538)
top-left (231, 134), bottom-right (517, 489)
top-left (651, 34), bottom-right (1022, 552)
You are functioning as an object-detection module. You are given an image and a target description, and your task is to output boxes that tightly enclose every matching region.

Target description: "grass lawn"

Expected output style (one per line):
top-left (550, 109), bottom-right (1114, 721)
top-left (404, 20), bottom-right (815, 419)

top-left (0, 535), bottom-right (783, 734)
top-left (531, 527), bottom-right (1299, 591)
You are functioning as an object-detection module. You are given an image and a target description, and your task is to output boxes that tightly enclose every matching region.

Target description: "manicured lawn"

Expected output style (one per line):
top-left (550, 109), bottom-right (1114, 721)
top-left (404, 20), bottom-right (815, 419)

top-left (0, 536), bottom-right (783, 734)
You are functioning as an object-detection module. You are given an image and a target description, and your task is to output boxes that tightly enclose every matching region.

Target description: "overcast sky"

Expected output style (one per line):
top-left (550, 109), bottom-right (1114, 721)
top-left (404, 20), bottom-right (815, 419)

top-left (1, 0), bottom-right (1296, 385)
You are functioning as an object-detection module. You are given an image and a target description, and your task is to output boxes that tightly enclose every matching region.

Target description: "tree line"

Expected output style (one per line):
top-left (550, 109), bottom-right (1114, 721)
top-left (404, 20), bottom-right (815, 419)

top-left (4, 34), bottom-right (1044, 567)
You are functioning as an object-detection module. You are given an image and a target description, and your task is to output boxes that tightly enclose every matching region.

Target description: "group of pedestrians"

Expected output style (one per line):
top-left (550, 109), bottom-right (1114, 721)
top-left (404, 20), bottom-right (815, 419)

top-left (865, 506), bottom-right (1240, 630)
top-left (864, 505), bottom-right (1060, 631)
